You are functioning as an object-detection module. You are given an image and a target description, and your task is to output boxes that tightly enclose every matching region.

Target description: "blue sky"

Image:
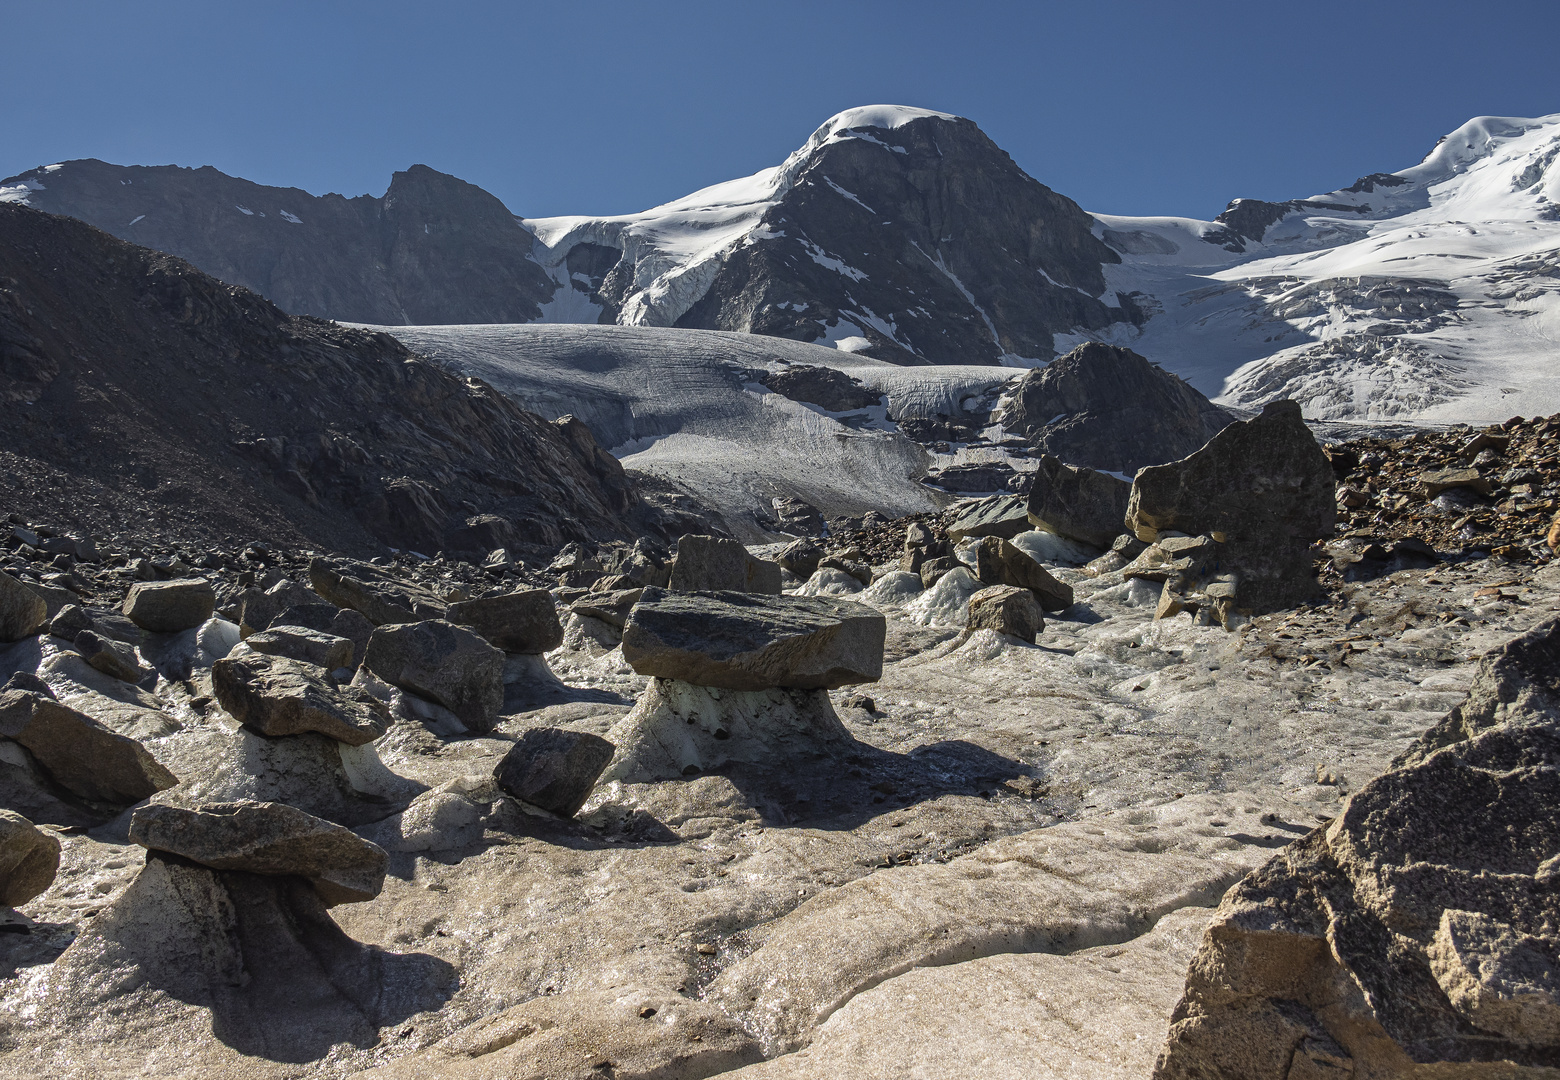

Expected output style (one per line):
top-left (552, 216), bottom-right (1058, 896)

top-left (3, 1), bottom-right (1557, 220)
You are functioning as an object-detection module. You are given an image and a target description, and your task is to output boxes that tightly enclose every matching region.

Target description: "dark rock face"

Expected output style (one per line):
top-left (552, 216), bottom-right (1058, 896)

top-left (1026, 455), bottom-right (1132, 549)
top-left (569, 588), bottom-right (643, 630)
top-left (1126, 400), bottom-right (1335, 613)
top-left (1001, 343), bottom-right (1238, 474)
top-left (671, 112), bottom-right (1129, 365)
top-left (243, 626), bottom-right (355, 671)
top-left (0, 203), bottom-right (656, 555)
top-left (621, 588), bottom-right (885, 691)
top-left (0, 689), bottom-right (177, 805)
top-left (211, 653), bottom-right (389, 746)
top-left (362, 620), bottom-right (505, 733)
top-left (972, 536), bottom-right (1073, 612)
top-left (945, 494), bottom-right (1032, 542)
top-left (1, 159), bottom-right (555, 325)
top-left (121, 578), bottom-right (215, 633)
top-left (0, 571), bottom-right (47, 642)
top-left (1203, 195), bottom-right (1371, 253)
top-left (493, 728), bottom-right (616, 819)
top-left (759, 366), bottom-right (880, 411)
top-left (129, 800), bottom-right (388, 906)
top-left (1154, 618), bottom-right (1560, 1078)
top-left (309, 559), bottom-right (446, 626)
top-left (445, 590), bottom-right (562, 654)
top-left (668, 535), bottom-right (782, 594)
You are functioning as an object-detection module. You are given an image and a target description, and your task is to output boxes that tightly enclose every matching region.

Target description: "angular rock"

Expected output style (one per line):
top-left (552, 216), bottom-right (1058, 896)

top-left (1153, 617), bottom-right (1560, 1079)
top-left (0, 808), bottom-right (61, 906)
top-left (232, 579), bottom-right (324, 634)
top-left (569, 588), bottom-right (643, 631)
top-left (128, 800), bottom-right (389, 906)
top-left (47, 603), bottom-right (94, 640)
top-left (493, 727), bottom-right (616, 818)
top-left (945, 493), bottom-right (1031, 542)
top-left (1126, 399), bottom-right (1334, 613)
top-left (309, 557), bottom-right (447, 626)
top-left (0, 689), bottom-right (177, 804)
top-left (121, 578), bottom-right (216, 633)
top-left (772, 496), bottom-right (827, 537)
top-left (820, 556), bottom-right (872, 587)
top-left (1026, 455), bottom-right (1131, 549)
top-left (761, 365), bottom-right (880, 412)
top-left (920, 556), bottom-right (960, 589)
top-left (0, 570), bottom-right (47, 642)
top-left (445, 589), bottom-right (563, 653)
top-left (1420, 466), bottom-right (1496, 498)
top-left (243, 626), bottom-right (356, 671)
top-left (621, 588), bottom-right (884, 691)
top-left (363, 620), bottom-right (505, 733)
top-left (74, 629), bottom-right (149, 683)
top-left (965, 585), bottom-right (1045, 643)
top-left (212, 653), bottom-right (389, 746)
top-left (268, 604), bottom-right (375, 667)
top-left (973, 536), bottom-right (1073, 611)
top-left (668, 534), bottom-right (783, 594)
top-left (776, 539), bottom-right (824, 581)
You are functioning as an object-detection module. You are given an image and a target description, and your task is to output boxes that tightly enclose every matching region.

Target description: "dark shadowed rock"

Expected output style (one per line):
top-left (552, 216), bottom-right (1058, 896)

top-left (760, 366), bottom-right (880, 412)
top-left (47, 603), bottom-right (94, 640)
top-left (244, 626), bottom-right (355, 671)
top-left (0, 808), bottom-right (61, 906)
top-left (965, 585), bottom-right (1045, 643)
top-left (920, 556), bottom-right (959, 589)
top-left (212, 653), bottom-right (388, 746)
top-left (1153, 618), bottom-right (1560, 1079)
top-left (74, 630), bottom-right (149, 683)
top-left (0, 571), bottom-right (47, 642)
top-left (129, 801), bottom-right (388, 906)
top-left (776, 539), bottom-right (824, 581)
top-left (445, 589), bottom-right (562, 654)
top-left (1026, 455), bottom-right (1132, 549)
top-left (945, 494), bottom-right (1031, 542)
top-left (621, 588), bottom-right (884, 691)
top-left (494, 728), bottom-right (616, 818)
top-left (233, 580), bottom-right (323, 635)
top-left (122, 578), bottom-right (215, 633)
top-left (1126, 399), bottom-right (1334, 613)
top-left (363, 620), bottom-right (505, 733)
top-left (973, 536), bottom-right (1073, 612)
top-left (309, 559), bottom-right (447, 626)
top-left (1001, 342), bottom-right (1237, 474)
top-left (668, 535), bottom-right (783, 594)
top-left (268, 604), bottom-right (375, 668)
top-left (0, 689), bottom-right (176, 804)
top-left (771, 497), bottom-right (827, 537)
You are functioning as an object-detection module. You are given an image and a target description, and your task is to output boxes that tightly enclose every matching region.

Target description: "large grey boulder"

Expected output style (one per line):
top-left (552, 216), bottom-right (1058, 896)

top-left (1126, 399), bottom-right (1334, 613)
top-left (1026, 455), bottom-right (1132, 549)
top-left (621, 588), bottom-right (884, 691)
top-left (243, 626), bottom-right (355, 671)
top-left (493, 728), bottom-right (616, 818)
top-left (121, 578), bottom-right (216, 633)
top-left (445, 589), bottom-right (562, 653)
top-left (965, 585), bottom-right (1045, 643)
top-left (945, 494), bottom-right (1031, 542)
top-left (212, 653), bottom-right (389, 746)
top-left (363, 620), bottom-right (505, 732)
top-left (128, 800), bottom-right (388, 906)
top-left (1153, 618), bottom-right (1560, 1079)
top-left (232, 579), bottom-right (323, 635)
top-left (0, 689), bottom-right (177, 804)
top-left (74, 629), bottom-right (149, 683)
top-left (668, 535), bottom-right (783, 594)
top-left (0, 571), bottom-right (48, 642)
top-left (1001, 342), bottom-right (1237, 473)
top-left (0, 808), bottom-right (61, 906)
top-left (973, 536), bottom-right (1073, 612)
top-left (309, 558), bottom-right (447, 626)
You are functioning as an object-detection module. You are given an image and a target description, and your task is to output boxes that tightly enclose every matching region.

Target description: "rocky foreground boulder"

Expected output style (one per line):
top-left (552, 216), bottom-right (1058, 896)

top-left (0, 686), bottom-right (177, 806)
top-left (1154, 617), bottom-right (1560, 1078)
top-left (212, 652), bottom-right (389, 745)
top-left (0, 808), bottom-right (60, 906)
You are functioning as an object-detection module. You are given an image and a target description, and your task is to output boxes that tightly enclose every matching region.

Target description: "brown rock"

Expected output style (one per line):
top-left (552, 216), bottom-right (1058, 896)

top-left (121, 578), bottom-right (216, 633)
top-left (973, 536), bottom-right (1073, 611)
top-left (965, 585), bottom-right (1045, 643)
top-left (0, 808), bottom-right (61, 906)
top-left (0, 689), bottom-right (177, 804)
top-left (1420, 467), bottom-right (1496, 498)
top-left (212, 653), bottom-right (389, 746)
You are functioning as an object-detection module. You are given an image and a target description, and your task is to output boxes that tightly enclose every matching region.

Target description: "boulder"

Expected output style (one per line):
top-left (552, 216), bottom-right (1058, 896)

top-left (268, 604), bottom-right (375, 668)
top-left (621, 588), bottom-right (884, 691)
top-left (1153, 618), bottom-right (1560, 1079)
top-left (128, 801), bottom-right (388, 906)
top-left (1026, 455), bottom-right (1132, 549)
top-left (0, 571), bottom-right (47, 642)
top-left (1000, 341), bottom-right (1237, 473)
top-left (232, 579), bottom-right (324, 635)
top-left (1125, 399), bottom-right (1334, 613)
top-left (761, 365), bottom-right (879, 412)
top-left (363, 620), bottom-right (505, 733)
top-left (308, 557), bottom-right (447, 626)
top-left (776, 539), bottom-right (824, 581)
top-left (121, 578), bottom-right (216, 633)
top-left (973, 536), bottom-right (1073, 611)
top-left (1420, 466), bottom-right (1496, 498)
top-left (493, 727), bottom-right (616, 818)
top-left (445, 589), bottom-right (563, 653)
top-left (0, 689), bottom-right (177, 804)
top-left (73, 629), bottom-right (149, 683)
top-left (47, 603), bottom-right (94, 640)
top-left (772, 497), bottom-right (827, 537)
top-left (919, 556), bottom-right (960, 589)
top-left (569, 588), bottom-right (643, 631)
top-left (819, 556), bottom-right (872, 587)
top-left (965, 585), bottom-right (1045, 643)
top-left (668, 534), bottom-right (783, 594)
top-left (945, 493), bottom-right (1031, 542)
top-left (212, 653), bottom-right (388, 746)
top-left (244, 626), bottom-right (356, 671)
top-left (0, 808), bottom-right (61, 906)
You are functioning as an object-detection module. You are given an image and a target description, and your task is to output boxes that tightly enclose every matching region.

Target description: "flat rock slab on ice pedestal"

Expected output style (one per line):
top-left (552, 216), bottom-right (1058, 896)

top-left (621, 588), bottom-right (885, 690)
top-left (121, 578), bottom-right (216, 633)
top-left (0, 807), bottom-right (61, 906)
top-left (0, 571), bottom-right (48, 642)
top-left (129, 800), bottom-right (388, 906)
top-left (363, 619), bottom-right (505, 732)
top-left (493, 727), bottom-right (615, 818)
top-left (446, 588), bottom-right (563, 653)
top-left (243, 625), bottom-right (356, 671)
top-left (668, 534), bottom-right (783, 594)
top-left (212, 652), bottom-right (389, 746)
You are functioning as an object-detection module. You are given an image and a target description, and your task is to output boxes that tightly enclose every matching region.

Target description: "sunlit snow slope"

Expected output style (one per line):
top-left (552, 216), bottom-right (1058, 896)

top-left (1086, 113), bottom-right (1560, 422)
